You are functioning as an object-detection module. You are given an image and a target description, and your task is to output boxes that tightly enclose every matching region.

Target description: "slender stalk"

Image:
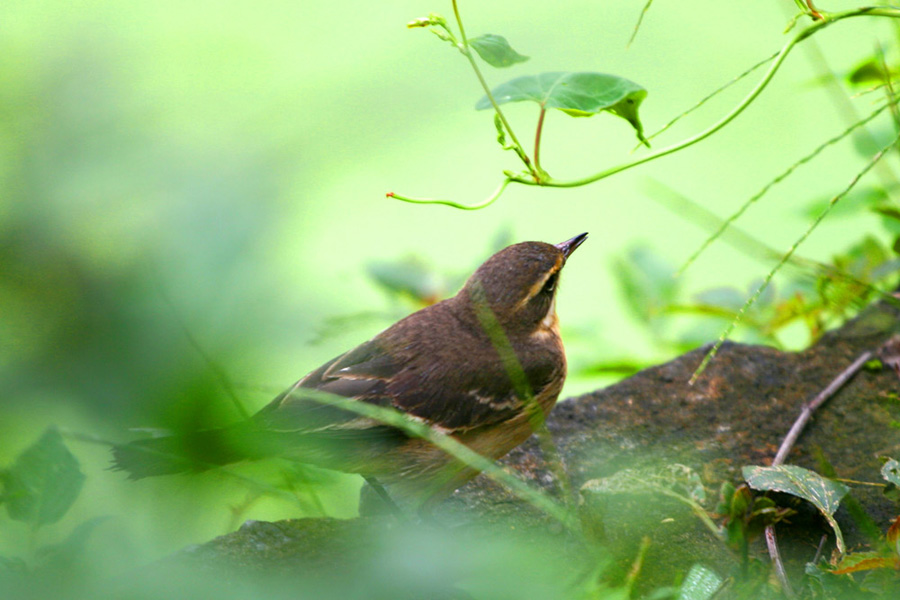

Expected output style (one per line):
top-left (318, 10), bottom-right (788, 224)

top-left (805, 1), bottom-right (824, 21)
top-left (627, 0), bottom-right (656, 48)
top-left (772, 351), bottom-right (873, 466)
top-left (636, 52), bottom-right (777, 150)
top-left (451, 0), bottom-right (538, 180)
top-left (534, 106), bottom-right (547, 174)
top-left (509, 7), bottom-right (900, 189)
top-left (762, 348), bottom-right (873, 597)
top-left (677, 99), bottom-right (896, 277)
top-left (766, 527), bottom-right (795, 598)
top-left (689, 127), bottom-right (900, 384)
top-left (387, 177), bottom-right (510, 210)
top-left (392, 6), bottom-right (900, 210)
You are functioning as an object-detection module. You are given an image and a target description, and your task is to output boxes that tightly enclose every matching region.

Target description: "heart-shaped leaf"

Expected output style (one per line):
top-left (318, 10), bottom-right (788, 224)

top-left (469, 34), bottom-right (529, 68)
top-left (476, 71), bottom-right (649, 146)
top-left (743, 465), bottom-right (849, 554)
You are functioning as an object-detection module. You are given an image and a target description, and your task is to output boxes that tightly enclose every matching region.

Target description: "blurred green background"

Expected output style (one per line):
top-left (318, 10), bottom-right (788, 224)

top-left (0, 0), bottom-right (894, 579)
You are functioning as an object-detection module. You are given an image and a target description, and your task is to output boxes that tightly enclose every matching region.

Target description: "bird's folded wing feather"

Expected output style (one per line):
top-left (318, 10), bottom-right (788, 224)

top-left (255, 338), bottom-right (559, 436)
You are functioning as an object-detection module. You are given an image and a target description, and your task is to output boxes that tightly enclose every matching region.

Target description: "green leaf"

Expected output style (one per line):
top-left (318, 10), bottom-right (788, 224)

top-left (581, 464), bottom-right (704, 501)
top-left (743, 464), bottom-right (849, 554)
top-left (1, 427), bottom-right (85, 527)
top-left (476, 71), bottom-right (649, 146)
top-left (678, 564), bottom-right (723, 600)
top-left (882, 458), bottom-right (900, 487)
top-left (469, 34), bottom-right (529, 68)
top-left (847, 57), bottom-right (894, 85)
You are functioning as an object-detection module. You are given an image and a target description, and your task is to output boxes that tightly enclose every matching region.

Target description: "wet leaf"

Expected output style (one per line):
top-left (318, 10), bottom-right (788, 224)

top-left (469, 34), bottom-right (529, 68)
top-left (476, 71), bottom-right (649, 146)
top-left (743, 464), bottom-right (849, 553)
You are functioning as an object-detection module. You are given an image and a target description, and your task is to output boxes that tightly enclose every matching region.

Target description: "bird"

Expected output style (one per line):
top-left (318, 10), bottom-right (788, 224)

top-left (112, 233), bottom-right (588, 513)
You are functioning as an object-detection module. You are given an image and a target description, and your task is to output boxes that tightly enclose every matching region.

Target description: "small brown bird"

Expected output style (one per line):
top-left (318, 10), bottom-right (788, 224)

top-left (113, 233), bottom-right (587, 512)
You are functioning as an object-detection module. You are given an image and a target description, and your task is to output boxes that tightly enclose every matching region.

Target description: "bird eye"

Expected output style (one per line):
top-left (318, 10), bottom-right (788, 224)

top-left (542, 273), bottom-right (558, 294)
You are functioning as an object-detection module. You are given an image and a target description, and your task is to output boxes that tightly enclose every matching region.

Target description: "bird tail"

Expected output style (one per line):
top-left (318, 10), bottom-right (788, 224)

top-left (111, 425), bottom-right (263, 480)
top-left (112, 423), bottom-right (410, 480)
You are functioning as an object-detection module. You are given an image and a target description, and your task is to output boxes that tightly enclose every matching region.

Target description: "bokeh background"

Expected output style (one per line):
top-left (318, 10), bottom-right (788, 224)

top-left (1, 0), bottom-right (895, 582)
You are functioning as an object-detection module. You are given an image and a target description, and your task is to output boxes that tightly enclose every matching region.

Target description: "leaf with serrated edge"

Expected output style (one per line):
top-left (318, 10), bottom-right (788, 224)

top-left (743, 465), bottom-right (849, 554)
top-left (476, 71), bottom-right (649, 146)
top-left (469, 34), bottom-right (528, 68)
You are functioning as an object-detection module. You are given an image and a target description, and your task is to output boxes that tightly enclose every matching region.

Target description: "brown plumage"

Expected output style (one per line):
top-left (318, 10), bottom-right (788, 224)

top-left (112, 233), bottom-right (587, 511)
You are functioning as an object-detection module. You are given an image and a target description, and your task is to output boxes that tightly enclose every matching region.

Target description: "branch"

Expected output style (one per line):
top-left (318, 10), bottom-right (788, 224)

top-left (762, 348), bottom-right (874, 596)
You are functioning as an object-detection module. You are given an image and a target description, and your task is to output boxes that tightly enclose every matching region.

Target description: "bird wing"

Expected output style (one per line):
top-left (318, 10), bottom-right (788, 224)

top-left (252, 338), bottom-right (401, 434)
top-left (255, 335), bottom-right (561, 437)
top-left (386, 357), bottom-right (561, 434)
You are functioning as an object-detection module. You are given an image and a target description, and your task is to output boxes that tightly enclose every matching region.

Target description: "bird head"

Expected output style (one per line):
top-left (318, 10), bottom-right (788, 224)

top-left (460, 233), bottom-right (587, 336)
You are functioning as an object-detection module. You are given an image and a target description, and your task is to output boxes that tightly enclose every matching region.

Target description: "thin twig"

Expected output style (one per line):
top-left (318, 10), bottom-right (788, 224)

top-left (766, 526), bottom-right (794, 598)
top-left (772, 350), bottom-right (873, 466)
top-left (626, 0), bottom-right (655, 48)
top-left (690, 128), bottom-right (900, 384)
top-left (451, 0), bottom-right (537, 180)
top-left (387, 178), bottom-right (510, 210)
top-left (763, 348), bottom-right (874, 596)
top-left (812, 533), bottom-right (828, 564)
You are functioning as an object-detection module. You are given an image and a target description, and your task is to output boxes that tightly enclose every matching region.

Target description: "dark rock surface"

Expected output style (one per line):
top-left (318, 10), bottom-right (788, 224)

top-left (170, 297), bottom-right (900, 594)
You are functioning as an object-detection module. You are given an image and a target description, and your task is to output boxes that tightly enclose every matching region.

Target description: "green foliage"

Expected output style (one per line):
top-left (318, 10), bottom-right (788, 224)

top-left (743, 464), bottom-right (849, 553)
top-left (0, 428), bottom-right (112, 598)
top-left (716, 483), bottom-right (792, 563)
top-left (475, 72), bottom-right (649, 146)
top-left (1, 427), bottom-right (85, 528)
top-left (613, 220), bottom-right (900, 356)
top-left (5, 1), bottom-right (900, 598)
top-left (581, 464), bottom-right (721, 540)
top-left (469, 34), bottom-right (529, 68)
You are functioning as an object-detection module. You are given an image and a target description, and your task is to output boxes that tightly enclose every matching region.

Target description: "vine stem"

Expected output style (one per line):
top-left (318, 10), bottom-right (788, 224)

top-left (390, 6), bottom-right (900, 209)
top-left (387, 178), bottom-right (510, 210)
top-left (509, 7), bottom-right (900, 189)
top-left (763, 349), bottom-right (873, 597)
top-left (677, 98), bottom-right (896, 278)
top-left (688, 126), bottom-right (900, 384)
top-left (451, 0), bottom-right (538, 181)
top-left (534, 106), bottom-right (547, 174)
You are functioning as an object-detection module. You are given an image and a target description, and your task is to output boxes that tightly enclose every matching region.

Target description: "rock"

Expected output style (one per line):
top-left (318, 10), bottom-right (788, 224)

top-left (164, 296), bottom-right (900, 595)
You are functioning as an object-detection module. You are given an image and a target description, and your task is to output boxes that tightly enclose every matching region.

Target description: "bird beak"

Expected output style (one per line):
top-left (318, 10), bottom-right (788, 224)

top-left (555, 232), bottom-right (588, 260)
